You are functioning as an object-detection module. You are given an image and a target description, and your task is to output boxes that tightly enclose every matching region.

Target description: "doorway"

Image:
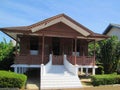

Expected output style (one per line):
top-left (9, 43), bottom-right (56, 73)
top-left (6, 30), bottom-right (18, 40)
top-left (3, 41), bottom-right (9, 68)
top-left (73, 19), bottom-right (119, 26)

top-left (52, 37), bottom-right (60, 55)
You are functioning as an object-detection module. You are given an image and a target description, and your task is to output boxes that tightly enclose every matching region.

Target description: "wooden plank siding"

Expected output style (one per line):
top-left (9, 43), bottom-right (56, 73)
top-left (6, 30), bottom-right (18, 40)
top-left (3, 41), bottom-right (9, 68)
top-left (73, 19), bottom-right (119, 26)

top-left (35, 22), bottom-right (84, 38)
top-left (16, 35), bottom-right (93, 65)
top-left (20, 36), bottom-right (30, 55)
top-left (67, 56), bottom-right (95, 65)
top-left (15, 55), bottom-right (49, 65)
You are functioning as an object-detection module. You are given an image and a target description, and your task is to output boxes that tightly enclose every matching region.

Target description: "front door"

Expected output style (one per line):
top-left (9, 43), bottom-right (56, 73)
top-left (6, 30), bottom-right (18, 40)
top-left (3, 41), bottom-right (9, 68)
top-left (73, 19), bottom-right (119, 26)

top-left (52, 37), bottom-right (60, 55)
top-left (52, 37), bottom-right (63, 65)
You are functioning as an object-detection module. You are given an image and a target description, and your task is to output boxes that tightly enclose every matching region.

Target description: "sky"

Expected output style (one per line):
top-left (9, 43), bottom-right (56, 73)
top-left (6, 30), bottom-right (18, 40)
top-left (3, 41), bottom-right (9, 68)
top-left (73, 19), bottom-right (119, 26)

top-left (0, 0), bottom-right (120, 42)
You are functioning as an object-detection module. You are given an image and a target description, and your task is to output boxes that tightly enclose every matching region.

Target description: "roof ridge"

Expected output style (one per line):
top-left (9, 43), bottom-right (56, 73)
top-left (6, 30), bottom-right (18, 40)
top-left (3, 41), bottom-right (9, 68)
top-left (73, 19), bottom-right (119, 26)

top-left (28, 13), bottom-right (94, 35)
top-left (28, 13), bottom-right (65, 28)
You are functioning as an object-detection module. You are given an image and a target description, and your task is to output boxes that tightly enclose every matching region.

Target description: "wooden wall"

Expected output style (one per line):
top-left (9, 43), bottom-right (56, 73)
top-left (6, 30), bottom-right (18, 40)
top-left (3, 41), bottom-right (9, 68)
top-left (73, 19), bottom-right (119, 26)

top-left (19, 36), bottom-right (88, 56)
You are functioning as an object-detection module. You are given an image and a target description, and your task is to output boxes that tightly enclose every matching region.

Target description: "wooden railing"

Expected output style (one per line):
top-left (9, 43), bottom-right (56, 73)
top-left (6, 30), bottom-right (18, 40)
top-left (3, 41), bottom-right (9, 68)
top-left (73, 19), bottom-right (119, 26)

top-left (15, 54), bottom-right (49, 65)
top-left (67, 56), bottom-right (95, 65)
top-left (52, 55), bottom-right (63, 65)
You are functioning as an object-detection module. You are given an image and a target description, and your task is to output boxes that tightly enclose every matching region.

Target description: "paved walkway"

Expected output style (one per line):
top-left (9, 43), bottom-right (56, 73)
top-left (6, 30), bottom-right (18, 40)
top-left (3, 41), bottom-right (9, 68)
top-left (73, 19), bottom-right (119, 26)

top-left (25, 68), bottom-right (40, 90)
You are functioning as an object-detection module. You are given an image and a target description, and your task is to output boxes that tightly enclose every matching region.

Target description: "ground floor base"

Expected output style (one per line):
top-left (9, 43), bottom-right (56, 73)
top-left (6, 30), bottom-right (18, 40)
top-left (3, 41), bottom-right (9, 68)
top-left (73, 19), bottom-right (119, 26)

top-left (11, 64), bottom-right (97, 76)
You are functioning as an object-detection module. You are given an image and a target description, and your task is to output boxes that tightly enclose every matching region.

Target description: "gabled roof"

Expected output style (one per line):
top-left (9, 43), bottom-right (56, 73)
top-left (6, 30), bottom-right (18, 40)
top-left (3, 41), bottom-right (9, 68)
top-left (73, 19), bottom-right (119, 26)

top-left (0, 14), bottom-right (94, 36)
top-left (103, 23), bottom-right (120, 35)
top-left (0, 26), bottom-right (30, 31)
top-left (0, 13), bottom-right (108, 41)
top-left (28, 14), bottom-right (94, 36)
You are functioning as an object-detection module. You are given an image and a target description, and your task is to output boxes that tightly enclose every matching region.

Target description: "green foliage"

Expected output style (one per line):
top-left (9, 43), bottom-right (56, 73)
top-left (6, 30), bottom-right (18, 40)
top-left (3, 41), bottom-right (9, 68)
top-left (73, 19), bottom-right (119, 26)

top-left (0, 70), bottom-right (27, 88)
top-left (99, 36), bottom-right (120, 73)
top-left (96, 65), bottom-right (104, 74)
top-left (117, 60), bottom-right (120, 74)
top-left (91, 74), bottom-right (120, 86)
top-left (0, 38), bottom-right (15, 70)
top-left (89, 36), bottom-right (120, 74)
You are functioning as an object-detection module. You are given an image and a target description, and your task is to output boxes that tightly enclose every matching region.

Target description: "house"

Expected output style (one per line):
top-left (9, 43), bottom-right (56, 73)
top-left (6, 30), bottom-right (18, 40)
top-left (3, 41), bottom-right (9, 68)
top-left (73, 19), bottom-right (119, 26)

top-left (0, 14), bottom-right (108, 89)
top-left (103, 24), bottom-right (120, 40)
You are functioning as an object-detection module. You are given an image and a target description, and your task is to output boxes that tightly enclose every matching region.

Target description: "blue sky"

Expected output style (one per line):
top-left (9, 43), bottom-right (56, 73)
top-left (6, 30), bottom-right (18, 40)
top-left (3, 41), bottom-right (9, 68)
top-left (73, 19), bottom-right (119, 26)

top-left (0, 0), bottom-right (120, 42)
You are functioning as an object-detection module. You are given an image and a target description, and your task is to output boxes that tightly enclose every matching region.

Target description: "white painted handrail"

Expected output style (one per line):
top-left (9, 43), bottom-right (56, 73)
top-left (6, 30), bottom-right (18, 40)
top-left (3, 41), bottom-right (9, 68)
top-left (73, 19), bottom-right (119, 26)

top-left (41, 54), bottom-right (52, 76)
top-left (64, 55), bottom-right (78, 75)
top-left (44, 54), bottom-right (52, 74)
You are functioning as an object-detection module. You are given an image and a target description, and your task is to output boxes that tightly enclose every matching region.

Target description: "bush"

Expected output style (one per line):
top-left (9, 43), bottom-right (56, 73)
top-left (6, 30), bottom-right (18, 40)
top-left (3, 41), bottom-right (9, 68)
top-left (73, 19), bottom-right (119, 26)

top-left (117, 69), bottom-right (120, 74)
top-left (0, 70), bottom-right (27, 88)
top-left (91, 74), bottom-right (120, 86)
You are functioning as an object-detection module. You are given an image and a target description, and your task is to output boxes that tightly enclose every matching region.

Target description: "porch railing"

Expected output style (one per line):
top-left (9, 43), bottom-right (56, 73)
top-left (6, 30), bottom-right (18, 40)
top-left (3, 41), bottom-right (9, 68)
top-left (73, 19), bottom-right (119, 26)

top-left (67, 56), bottom-right (95, 65)
top-left (15, 54), bottom-right (49, 65)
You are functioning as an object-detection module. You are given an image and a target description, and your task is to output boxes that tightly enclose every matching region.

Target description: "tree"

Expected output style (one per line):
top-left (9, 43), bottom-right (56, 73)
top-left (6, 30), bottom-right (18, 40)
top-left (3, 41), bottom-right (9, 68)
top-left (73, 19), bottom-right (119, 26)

top-left (0, 38), bottom-right (15, 70)
top-left (88, 42), bottom-right (101, 62)
top-left (99, 36), bottom-right (120, 73)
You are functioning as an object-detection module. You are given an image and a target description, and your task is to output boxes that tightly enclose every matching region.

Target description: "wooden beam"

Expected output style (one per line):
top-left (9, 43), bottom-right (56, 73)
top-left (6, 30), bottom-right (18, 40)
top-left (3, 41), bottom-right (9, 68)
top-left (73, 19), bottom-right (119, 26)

top-left (71, 39), bottom-right (73, 55)
top-left (42, 34), bottom-right (45, 64)
top-left (93, 40), bottom-right (96, 66)
top-left (74, 38), bottom-right (77, 65)
top-left (15, 35), bottom-right (18, 55)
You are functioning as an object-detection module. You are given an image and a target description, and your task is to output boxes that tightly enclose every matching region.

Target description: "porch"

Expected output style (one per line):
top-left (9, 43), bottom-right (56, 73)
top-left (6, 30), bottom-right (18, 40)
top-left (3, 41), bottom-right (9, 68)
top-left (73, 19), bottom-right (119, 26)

top-left (15, 55), bottom-right (95, 66)
top-left (15, 35), bottom-right (96, 65)
top-left (14, 54), bottom-right (96, 75)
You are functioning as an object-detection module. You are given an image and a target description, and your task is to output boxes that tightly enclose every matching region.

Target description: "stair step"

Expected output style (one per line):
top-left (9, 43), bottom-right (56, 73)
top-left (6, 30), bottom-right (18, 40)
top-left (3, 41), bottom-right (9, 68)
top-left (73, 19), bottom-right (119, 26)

top-left (41, 65), bottom-right (82, 89)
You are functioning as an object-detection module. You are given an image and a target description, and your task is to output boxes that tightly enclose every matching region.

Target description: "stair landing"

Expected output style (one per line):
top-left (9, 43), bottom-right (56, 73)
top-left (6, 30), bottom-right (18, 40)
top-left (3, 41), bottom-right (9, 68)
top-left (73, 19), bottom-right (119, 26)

top-left (41, 65), bottom-right (82, 89)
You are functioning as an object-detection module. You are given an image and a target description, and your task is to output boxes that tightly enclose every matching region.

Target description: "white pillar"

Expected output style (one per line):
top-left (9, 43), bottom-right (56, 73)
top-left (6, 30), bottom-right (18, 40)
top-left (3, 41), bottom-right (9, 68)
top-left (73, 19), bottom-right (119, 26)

top-left (41, 64), bottom-right (44, 76)
top-left (23, 67), bottom-right (26, 73)
top-left (21, 67), bottom-right (24, 74)
top-left (75, 67), bottom-right (78, 75)
top-left (92, 67), bottom-right (95, 75)
top-left (81, 67), bottom-right (83, 74)
top-left (18, 67), bottom-right (21, 73)
top-left (86, 68), bottom-right (88, 76)
top-left (14, 67), bottom-right (17, 73)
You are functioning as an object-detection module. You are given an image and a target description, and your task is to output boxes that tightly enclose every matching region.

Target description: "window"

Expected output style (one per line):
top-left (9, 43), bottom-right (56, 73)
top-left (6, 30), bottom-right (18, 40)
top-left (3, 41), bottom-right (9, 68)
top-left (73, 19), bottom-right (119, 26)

top-left (30, 37), bottom-right (39, 50)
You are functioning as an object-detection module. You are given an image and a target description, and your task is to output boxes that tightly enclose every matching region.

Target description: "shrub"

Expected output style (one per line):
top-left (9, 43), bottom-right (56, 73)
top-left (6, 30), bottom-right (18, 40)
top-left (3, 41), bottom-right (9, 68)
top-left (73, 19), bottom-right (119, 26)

top-left (0, 70), bottom-right (27, 88)
top-left (117, 69), bottom-right (120, 74)
top-left (91, 74), bottom-right (120, 86)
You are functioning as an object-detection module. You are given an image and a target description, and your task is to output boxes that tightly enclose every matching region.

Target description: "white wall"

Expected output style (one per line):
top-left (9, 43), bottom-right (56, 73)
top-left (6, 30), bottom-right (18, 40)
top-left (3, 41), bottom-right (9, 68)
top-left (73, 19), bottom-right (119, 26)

top-left (107, 27), bottom-right (120, 40)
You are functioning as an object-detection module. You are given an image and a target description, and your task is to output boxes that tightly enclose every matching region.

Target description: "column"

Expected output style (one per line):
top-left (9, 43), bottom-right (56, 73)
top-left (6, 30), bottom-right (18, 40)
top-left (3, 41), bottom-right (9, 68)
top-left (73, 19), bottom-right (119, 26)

top-left (15, 35), bottom-right (18, 55)
top-left (71, 39), bottom-right (73, 55)
top-left (86, 68), bottom-right (89, 76)
top-left (14, 66), bottom-right (17, 73)
top-left (93, 40), bottom-right (96, 66)
top-left (74, 38), bottom-right (77, 65)
top-left (92, 67), bottom-right (95, 75)
top-left (81, 67), bottom-right (83, 74)
top-left (42, 34), bottom-right (45, 64)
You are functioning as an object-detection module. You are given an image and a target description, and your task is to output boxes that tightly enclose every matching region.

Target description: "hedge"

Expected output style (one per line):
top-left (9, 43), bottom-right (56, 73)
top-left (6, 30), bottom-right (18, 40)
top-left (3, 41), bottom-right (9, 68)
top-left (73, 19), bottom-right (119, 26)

top-left (0, 70), bottom-right (27, 88)
top-left (91, 74), bottom-right (120, 86)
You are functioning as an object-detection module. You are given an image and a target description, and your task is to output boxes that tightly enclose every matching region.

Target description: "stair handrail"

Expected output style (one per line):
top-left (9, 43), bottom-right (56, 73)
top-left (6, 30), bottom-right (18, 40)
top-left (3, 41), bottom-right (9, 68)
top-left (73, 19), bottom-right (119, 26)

top-left (64, 55), bottom-right (78, 75)
top-left (41, 54), bottom-right (52, 76)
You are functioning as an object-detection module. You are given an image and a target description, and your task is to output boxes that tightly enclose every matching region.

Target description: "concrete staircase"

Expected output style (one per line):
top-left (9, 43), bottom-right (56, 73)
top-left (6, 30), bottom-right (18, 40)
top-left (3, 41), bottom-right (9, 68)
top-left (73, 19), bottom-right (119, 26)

top-left (41, 65), bottom-right (82, 89)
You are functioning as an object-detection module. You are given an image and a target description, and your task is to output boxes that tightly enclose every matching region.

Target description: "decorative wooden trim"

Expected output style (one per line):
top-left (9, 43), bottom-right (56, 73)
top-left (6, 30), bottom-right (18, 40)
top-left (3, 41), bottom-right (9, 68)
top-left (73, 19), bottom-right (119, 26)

top-left (31, 17), bottom-right (90, 36)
